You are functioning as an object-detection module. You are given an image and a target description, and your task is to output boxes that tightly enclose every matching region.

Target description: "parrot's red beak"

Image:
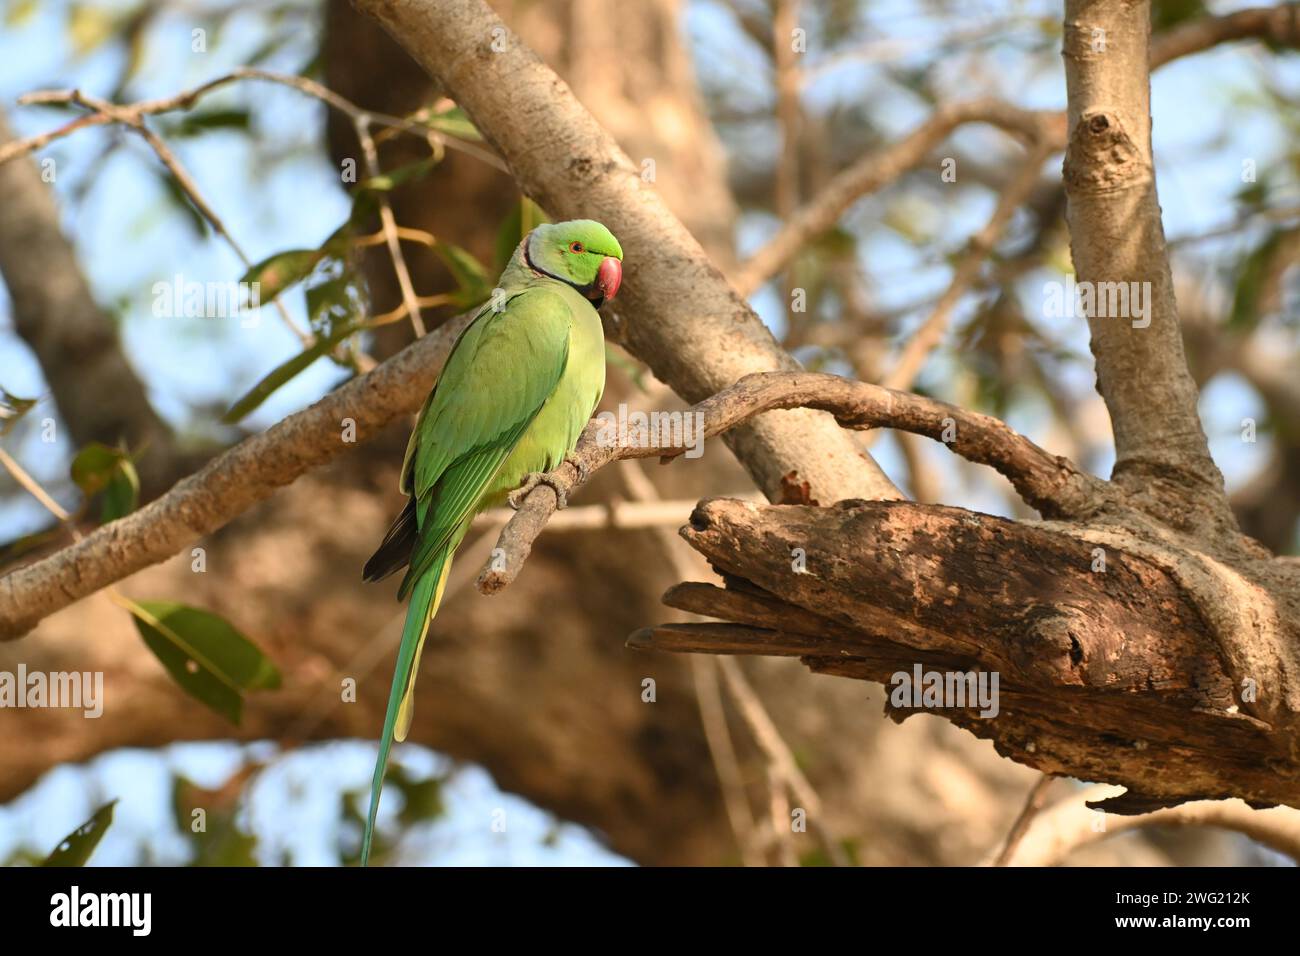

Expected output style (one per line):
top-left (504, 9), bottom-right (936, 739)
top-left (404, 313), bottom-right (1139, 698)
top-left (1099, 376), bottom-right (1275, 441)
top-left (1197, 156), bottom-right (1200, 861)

top-left (591, 256), bottom-right (622, 302)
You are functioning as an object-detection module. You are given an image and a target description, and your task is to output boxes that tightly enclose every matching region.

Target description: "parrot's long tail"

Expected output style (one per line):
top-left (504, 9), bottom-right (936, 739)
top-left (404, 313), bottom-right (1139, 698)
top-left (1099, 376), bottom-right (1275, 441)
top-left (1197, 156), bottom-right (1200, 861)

top-left (360, 546), bottom-right (454, 866)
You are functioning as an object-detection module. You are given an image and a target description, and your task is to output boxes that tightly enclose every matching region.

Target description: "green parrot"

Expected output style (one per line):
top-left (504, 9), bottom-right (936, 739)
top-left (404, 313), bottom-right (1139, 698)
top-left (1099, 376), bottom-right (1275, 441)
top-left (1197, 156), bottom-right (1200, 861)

top-left (358, 219), bottom-right (623, 865)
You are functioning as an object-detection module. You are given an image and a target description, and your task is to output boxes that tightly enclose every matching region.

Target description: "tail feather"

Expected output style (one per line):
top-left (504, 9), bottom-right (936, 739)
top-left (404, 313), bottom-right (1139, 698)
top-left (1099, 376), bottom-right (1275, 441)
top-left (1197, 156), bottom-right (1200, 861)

top-left (362, 498), bottom-right (418, 583)
top-left (360, 547), bottom-right (454, 866)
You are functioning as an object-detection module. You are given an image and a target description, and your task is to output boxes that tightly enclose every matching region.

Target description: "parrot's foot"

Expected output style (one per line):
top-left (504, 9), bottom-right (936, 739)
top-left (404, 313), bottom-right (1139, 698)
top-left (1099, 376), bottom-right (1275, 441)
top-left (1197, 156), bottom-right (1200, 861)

top-left (508, 471), bottom-right (569, 510)
top-left (563, 451), bottom-right (589, 485)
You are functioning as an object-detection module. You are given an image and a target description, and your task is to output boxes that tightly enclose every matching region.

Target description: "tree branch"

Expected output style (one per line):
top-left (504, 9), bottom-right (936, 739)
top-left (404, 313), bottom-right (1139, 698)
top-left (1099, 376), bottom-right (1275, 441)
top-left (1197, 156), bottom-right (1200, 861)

top-left (1150, 3), bottom-right (1300, 68)
top-left (735, 4), bottom-right (1300, 301)
top-left (733, 100), bottom-right (1064, 297)
top-left (631, 499), bottom-right (1300, 812)
top-left (477, 371), bottom-right (1113, 596)
top-left (1062, 0), bottom-right (1229, 528)
top-left (0, 312), bottom-right (473, 640)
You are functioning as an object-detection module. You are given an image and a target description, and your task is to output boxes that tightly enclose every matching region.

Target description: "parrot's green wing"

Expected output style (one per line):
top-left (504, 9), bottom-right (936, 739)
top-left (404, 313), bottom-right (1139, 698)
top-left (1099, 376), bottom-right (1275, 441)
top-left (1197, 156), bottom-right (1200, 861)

top-left (398, 290), bottom-right (573, 594)
top-left (361, 286), bottom-right (577, 866)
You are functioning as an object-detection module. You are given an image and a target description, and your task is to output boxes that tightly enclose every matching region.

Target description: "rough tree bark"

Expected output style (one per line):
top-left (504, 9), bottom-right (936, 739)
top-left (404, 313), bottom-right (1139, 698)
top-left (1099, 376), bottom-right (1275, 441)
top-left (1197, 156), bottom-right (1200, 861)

top-left (1062, 0), bottom-right (1230, 531)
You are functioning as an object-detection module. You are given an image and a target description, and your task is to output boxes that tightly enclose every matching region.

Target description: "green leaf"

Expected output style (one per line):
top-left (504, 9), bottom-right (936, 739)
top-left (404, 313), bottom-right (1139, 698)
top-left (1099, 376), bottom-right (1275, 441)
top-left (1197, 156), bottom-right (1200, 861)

top-left (240, 248), bottom-right (324, 305)
top-left (494, 197), bottom-right (549, 272)
top-left (356, 155), bottom-right (440, 195)
top-left (167, 108), bottom-right (252, 138)
top-left (70, 441), bottom-right (121, 495)
top-left (1229, 230), bottom-right (1283, 331)
top-left (433, 241), bottom-right (491, 309)
top-left (70, 441), bottom-right (139, 521)
top-left (305, 271), bottom-right (366, 334)
top-left (124, 600), bottom-right (280, 725)
top-left (100, 458), bottom-right (139, 523)
top-left (0, 387), bottom-right (36, 437)
top-left (424, 104), bottom-right (482, 141)
top-left (43, 800), bottom-right (116, 866)
top-left (155, 167), bottom-right (210, 239)
top-left (221, 322), bottom-right (359, 424)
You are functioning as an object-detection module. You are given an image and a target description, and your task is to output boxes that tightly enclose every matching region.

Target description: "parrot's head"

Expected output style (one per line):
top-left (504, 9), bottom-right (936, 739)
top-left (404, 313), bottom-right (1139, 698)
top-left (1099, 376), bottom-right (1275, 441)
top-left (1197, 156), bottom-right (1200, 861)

top-left (525, 219), bottom-right (623, 308)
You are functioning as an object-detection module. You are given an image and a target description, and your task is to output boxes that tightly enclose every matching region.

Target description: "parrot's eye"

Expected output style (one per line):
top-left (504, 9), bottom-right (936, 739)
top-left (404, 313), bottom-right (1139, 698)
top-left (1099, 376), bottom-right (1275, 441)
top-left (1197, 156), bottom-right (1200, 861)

top-left (569, 241), bottom-right (585, 254)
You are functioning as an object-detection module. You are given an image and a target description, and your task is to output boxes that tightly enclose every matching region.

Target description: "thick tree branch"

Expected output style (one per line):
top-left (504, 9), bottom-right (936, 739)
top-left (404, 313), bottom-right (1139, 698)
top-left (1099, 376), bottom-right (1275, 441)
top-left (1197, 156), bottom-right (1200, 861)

top-left (631, 499), bottom-right (1300, 812)
top-left (353, 0), bottom-right (901, 506)
top-left (0, 313), bottom-right (472, 639)
top-left (1062, 0), bottom-right (1229, 528)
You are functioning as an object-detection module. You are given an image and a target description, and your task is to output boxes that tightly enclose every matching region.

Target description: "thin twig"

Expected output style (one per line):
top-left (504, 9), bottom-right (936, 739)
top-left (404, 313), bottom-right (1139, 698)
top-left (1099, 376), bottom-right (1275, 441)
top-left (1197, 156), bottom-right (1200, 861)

top-left (992, 773), bottom-right (1056, 866)
top-left (616, 462), bottom-right (763, 865)
top-left (355, 113), bottom-right (426, 337)
top-left (2, 68), bottom-right (508, 172)
top-left (47, 90), bottom-right (310, 345)
top-left (715, 656), bottom-right (851, 866)
top-left (0, 447), bottom-right (71, 522)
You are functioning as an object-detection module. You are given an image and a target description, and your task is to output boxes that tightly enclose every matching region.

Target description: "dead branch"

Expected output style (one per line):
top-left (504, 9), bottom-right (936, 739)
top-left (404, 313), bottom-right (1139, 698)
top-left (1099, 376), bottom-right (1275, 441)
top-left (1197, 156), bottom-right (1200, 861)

top-left (628, 493), bottom-right (1300, 812)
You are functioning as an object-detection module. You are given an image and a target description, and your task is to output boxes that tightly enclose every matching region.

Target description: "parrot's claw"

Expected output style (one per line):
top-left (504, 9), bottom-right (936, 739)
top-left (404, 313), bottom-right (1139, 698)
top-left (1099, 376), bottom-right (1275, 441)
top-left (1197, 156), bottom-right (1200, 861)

top-left (509, 471), bottom-right (569, 510)
top-left (563, 451), bottom-right (589, 485)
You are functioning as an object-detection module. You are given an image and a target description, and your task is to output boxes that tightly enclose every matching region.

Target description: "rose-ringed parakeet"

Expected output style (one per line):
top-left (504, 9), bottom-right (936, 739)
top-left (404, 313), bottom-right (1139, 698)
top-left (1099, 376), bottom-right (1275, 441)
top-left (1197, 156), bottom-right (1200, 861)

top-left (359, 219), bottom-right (623, 864)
